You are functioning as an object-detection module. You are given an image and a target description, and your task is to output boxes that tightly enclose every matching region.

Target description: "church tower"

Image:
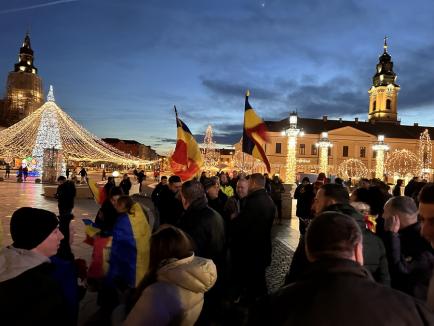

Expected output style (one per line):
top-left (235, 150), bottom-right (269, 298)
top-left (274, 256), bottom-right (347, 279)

top-left (368, 37), bottom-right (400, 123)
top-left (0, 33), bottom-right (44, 127)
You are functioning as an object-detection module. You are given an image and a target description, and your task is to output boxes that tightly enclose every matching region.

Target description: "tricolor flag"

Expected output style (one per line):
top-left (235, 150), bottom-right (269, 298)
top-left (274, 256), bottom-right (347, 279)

top-left (170, 106), bottom-right (203, 181)
top-left (242, 91), bottom-right (271, 172)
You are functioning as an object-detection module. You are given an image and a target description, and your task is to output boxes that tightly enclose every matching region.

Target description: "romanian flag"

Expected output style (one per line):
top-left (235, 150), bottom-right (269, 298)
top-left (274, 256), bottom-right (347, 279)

top-left (107, 202), bottom-right (151, 288)
top-left (88, 180), bottom-right (105, 205)
top-left (242, 91), bottom-right (271, 172)
top-left (170, 106), bottom-right (203, 181)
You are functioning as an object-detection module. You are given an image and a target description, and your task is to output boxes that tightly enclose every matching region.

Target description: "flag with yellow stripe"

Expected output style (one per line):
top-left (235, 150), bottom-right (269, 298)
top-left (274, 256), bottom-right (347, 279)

top-left (242, 91), bottom-right (271, 172)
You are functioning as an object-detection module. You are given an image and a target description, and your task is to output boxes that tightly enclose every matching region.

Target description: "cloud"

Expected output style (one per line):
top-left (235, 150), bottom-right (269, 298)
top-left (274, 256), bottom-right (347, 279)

top-left (0, 0), bottom-right (79, 14)
top-left (202, 78), bottom-right (279, 100)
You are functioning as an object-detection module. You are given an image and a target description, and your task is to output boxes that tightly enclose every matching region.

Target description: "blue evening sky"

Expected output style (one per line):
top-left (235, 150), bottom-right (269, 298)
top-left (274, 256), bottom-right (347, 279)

top-left (0, 0), bottom-right (433, 153)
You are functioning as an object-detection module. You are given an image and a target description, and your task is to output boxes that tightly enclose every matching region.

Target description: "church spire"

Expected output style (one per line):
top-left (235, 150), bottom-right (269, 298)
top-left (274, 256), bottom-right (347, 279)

top-left (368, 37), bottom-right (400, 123)
top-left (14, 33), bottom-right (38, 74)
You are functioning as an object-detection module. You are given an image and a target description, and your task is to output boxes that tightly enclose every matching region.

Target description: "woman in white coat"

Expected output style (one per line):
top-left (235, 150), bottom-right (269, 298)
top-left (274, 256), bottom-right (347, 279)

top-left (124, 226), bottom-right (217, 326)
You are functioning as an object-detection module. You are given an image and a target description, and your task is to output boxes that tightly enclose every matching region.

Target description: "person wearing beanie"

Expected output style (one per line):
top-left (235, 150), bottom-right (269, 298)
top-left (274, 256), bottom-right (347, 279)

top-left (0, 207), bottom-right (70, 325)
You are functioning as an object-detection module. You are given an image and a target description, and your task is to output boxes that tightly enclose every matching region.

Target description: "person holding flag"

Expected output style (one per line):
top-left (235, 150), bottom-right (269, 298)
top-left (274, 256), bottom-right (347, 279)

top-left (170, 106), bottom-right (203, 181)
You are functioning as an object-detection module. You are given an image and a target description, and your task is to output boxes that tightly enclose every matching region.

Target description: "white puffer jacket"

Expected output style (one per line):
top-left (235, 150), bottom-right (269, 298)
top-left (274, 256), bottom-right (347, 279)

top-left (124, 254), bottom-right (217, 326)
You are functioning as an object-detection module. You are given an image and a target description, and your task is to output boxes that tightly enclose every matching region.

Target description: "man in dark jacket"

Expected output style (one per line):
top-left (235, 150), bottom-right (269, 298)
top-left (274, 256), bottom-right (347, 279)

top-left (179, 180), bottom-right (226, 324)
top-left (56, 176), bottom-right (76, 216)
top-left (293, 177), bottom-right (315, 234)
top-left (383, 196), bottom-right (434, 300)
top-left (157, 175), bottom-right (183, 225)
top-left (151, 175), bottom-right (168, 208)
top-left (286, 183), bottom-right (390, 285)
top-left (179, 180), bottom-right (226, 265)
top-left (255, 212), bottom-right (434, 326)
top-left (231, 173), bottom-right (276, 302)
top-left (0, 207), bottom-right (70, 325)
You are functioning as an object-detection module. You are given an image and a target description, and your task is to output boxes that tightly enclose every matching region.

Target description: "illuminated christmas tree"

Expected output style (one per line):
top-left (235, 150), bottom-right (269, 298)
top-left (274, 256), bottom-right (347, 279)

top-left (202, 125), bottom-right (220, 170)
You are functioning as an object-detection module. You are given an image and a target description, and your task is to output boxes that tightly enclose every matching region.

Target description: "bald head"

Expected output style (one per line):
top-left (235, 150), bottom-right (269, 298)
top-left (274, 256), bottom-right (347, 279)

top-left (384, 196), bottom-right (418, 229)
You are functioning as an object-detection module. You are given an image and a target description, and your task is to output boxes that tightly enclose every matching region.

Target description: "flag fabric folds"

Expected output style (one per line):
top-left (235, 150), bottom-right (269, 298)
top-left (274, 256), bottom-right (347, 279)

top-left (242, 92), bottom-right (271, 172)
top-left (107, 202), bottom-right (151, 288)
top-left (170, 106), bottom-right (203, 181)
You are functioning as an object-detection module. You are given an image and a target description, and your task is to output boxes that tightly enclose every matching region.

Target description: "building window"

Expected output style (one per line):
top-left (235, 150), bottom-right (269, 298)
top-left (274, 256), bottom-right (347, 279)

top-left (328, 147), bottom-right (332, 156)
top-left (299, 144), bottom-right (305, 155)
top-left (386, 99), bottom-right (391, 110)
top-left (373, 151), bottom-right (377, 158)
top-left (373, 101), bottom-right (376, 111)
top-left (343, 146), bottom-right (349, 157)
top-left (311, 144), bottom-right (318, 155)
top-left (360, 146), bottom-right (366, 158)
top-left (275, 143), bottom-right (281, 154)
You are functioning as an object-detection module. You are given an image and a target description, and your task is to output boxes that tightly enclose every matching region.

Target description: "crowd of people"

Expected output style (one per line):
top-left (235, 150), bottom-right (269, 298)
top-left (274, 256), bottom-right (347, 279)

top-left (2, 171), bottom-right (434, 325)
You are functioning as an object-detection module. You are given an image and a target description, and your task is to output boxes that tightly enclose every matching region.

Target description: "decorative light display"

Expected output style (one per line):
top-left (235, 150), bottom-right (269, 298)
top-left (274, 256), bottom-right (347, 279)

top-left (338, 158), bottom-right (368, 180)
top-left (0, 86), bottom-right (149, 174)
top-left (284, 112), bottom-right (301, 184)
top-left (201, 125), bottom-right (220, 170)
top-left (316, 131), bottom-right (332, 175)
top-left (372, 135), bottom-right (389, 179)
top-left (385, 149), bottom-right (419, 179)
top-left (418, 129), bottom-right (432, 178)
top-left (233, 139), bottom-right (264, 173)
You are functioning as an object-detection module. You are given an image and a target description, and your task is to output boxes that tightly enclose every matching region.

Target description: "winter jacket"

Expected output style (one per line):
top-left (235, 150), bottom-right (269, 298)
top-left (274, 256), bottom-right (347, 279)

top-left (231, 188), bottom-right (276, 271)
top-left (124, 255), bottom-right (217, 326)
top-left (56, 180), bottom-right (76, 211)
top-left (0, 247), bottom-right (69, 325)
top-left (157, 186), bottom-right (184, 225)
top-left (270, 181), bottom-right (285, 202)
top-left (384, 222), bottom-right (434, 300)
top-left (256, 259), bottom-right (434, 326)
top-left (286, 203), bottom-right (390, 285)
top-left (207, 190), bottom-right (228, 218)
top-left (178, 197), bottom-right (226, 268)
top-left (294, 184), bottom-right (315, 218)
top-left (120, 178), bottom-right (132, 195)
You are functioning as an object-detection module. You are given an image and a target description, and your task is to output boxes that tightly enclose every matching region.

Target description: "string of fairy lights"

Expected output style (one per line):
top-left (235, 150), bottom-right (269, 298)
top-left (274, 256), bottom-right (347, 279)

top-left (337, 158), bottom-right (368, 179)
top-left (0, 90), bottom-right (151, 168)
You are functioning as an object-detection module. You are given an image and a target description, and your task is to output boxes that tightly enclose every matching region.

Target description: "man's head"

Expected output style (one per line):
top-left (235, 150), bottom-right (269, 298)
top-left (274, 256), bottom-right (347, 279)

top-left (306, 211), bottom-right (363, 265)
top-left (313, 183), bottom-right (349, 215)
top-left (181, 180), bottom-right (205, 209)
top-left (232, 171), bottom-right (238, 179)
top-left (248, 173), bottom-right (265, 193)
top-left (168, 175), bottom-right (182, 193)
top-left (57, 176), bottom-right (66, 184)
top-left (204, 177), bottom-right (220, 200)
top-left (359, 178), bottom-right (370, 189)
top-left (123, 173), bottom-right (129, 180)
top-left (418, 183), bottom-right (434, 247)
top-left (115, 195), bottom-right (134, 214)
top-left (383, 196), bottom-right (417, 230)
top-left (220, 174), bottom-right (228, 185)
top-left (11, 207), bottom-right (64, 257)
top-left (236, 178), bottom-right (249, 199)
top-left (301, 177), bottom-right (310, 185)
top-left (161, 176), bottom-right (168, 185)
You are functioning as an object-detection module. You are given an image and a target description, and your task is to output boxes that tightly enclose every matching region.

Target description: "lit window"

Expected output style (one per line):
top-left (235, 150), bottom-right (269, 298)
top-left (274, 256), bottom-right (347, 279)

top-left (19, 66), bottom-right (25, 71)
top-left (311, 144), bottom-right (317, 155)
top-left (299, 144), bottom-right (305, 155)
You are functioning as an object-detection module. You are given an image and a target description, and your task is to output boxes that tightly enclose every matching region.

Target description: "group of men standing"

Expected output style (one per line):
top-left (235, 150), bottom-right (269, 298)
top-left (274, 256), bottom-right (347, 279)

top-left (151, 172), bottom-right (277, 316)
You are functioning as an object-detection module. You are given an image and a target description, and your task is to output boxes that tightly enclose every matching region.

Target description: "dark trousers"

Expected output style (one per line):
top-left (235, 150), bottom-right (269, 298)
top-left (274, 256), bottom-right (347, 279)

top-left (273, 199), bottom-right (282, 222)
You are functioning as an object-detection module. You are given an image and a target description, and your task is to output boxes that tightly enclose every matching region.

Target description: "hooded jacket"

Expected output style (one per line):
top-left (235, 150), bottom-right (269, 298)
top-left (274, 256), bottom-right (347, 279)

top-left (124, 255), bottom-right (217, 326)
top-left (0, 246), bottom-right (69, 325)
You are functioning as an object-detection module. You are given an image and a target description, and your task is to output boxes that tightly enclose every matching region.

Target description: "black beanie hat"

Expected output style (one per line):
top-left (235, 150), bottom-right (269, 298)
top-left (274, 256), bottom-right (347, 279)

top-left (10, 207), bottom-right (59, 250)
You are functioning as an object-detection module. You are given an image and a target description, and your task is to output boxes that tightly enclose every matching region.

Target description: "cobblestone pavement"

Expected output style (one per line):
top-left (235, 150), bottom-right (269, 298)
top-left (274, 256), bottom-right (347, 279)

top-left (0, 180), bottom-right (301, 322)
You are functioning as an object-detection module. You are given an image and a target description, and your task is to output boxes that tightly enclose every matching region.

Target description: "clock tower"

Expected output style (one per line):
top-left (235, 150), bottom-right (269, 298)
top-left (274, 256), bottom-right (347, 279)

top-left (368, 37), bottom-right (400, 123)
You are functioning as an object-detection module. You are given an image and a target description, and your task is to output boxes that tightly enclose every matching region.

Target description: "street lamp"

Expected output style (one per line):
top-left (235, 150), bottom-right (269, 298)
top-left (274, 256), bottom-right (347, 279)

top-left (285, 112), bottom-right (302, 184)
top-left (372, 134), bottom-right (389, 179)
top-left (316, 131), bottom-right (332, 175)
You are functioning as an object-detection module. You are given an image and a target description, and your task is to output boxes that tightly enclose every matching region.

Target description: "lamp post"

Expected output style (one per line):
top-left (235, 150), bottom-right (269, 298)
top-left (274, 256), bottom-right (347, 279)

top-left (372, 135), bottom-right (389, 179)
top-left (284, 112), bottom-right (302, 184)
top-left (316, 131), bottom-right (332, 175)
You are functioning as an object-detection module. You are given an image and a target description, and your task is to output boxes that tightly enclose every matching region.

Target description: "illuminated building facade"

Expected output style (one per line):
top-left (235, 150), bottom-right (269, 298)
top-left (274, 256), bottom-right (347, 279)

top-left (239, 40), bottom-right (434, 182)
top-left (0, 34), bottom-right (44, 127)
